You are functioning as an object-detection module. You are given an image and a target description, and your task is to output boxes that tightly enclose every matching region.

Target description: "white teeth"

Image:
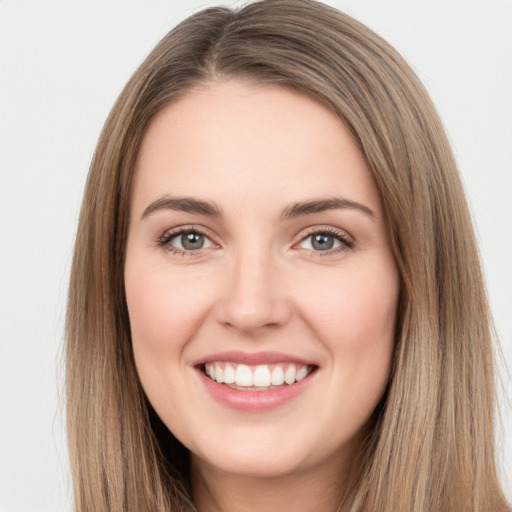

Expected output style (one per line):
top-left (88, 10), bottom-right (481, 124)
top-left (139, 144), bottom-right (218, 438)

top-left (253, 365), bottom-right (271, 387)
top-left (214, 363), bottom-right (224, 383)
top-left (296, 366), bottom-right (308, 382)
top-left (284, 365), bottom-right (296, 385)
top-left (271, 366), bottom-right (285, 386)
top-left (235, 364), bottom-right (253, 386)
top-left (204, 362), bottom-right (312, 387)
top-left (223, 364), bottom-right (235, 384)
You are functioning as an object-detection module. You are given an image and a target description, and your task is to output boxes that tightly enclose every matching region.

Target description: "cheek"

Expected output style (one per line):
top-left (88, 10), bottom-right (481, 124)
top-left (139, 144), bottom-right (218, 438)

top-left (124, 262), bottom-right (215, 420)
top-left (296, 259), bottom-right (399, 375)
top-left (125, 264), bottom-right (214, 355)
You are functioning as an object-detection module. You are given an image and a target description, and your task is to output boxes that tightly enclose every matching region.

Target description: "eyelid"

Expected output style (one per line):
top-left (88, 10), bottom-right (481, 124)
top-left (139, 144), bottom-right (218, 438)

top-left (157, 224), bottom-right (220, 255)
top-left (293, 225), bottom-right (355, 254)
top-left (156, 223), bottom-right (354, 257)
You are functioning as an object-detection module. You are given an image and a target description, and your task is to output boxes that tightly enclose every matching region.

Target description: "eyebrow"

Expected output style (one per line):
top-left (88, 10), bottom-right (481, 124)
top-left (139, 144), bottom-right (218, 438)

top-left (140, 195), bottom-right (375, 221)
top-left (281, 197), bottom-right (375, 220)
top-left (141, 196), bottom-right (223, 220)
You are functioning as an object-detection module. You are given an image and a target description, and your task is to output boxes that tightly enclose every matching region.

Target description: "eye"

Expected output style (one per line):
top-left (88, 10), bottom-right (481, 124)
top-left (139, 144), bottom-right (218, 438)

top-left (158, 228), bottom-right (216, 254)
top-left (296, 229), bottom-right (354, 253)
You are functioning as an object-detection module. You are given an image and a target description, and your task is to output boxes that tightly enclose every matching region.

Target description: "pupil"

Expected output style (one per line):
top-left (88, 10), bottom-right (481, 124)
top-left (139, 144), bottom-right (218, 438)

top-left (312, 233), bottom-right (333, 251)
top-left (182, 232), bottom-right (204, 250)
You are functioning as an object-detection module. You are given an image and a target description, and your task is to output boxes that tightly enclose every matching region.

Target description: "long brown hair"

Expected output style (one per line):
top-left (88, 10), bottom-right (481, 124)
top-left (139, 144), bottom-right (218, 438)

top-left (66, 1), bottom-right (509, 510)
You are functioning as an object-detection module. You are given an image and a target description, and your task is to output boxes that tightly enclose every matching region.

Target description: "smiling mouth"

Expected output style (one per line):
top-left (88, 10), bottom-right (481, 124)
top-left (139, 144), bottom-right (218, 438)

top-left (200, 362), bottom-right (317, 390)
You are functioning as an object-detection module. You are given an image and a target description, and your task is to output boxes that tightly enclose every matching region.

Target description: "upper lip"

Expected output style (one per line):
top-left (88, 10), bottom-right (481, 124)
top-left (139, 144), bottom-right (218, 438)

top-left (192, 351), bottom-right (315, 367)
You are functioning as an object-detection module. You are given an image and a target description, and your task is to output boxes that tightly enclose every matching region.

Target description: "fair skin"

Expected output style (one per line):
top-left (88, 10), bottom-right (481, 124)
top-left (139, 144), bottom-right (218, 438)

top-left (124, 80), bottom-right (400, 512)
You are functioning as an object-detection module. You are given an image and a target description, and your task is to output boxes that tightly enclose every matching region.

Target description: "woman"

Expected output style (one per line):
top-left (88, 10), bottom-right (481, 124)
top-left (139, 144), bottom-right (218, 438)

top-left (65, 1), bottom-right (510, 510)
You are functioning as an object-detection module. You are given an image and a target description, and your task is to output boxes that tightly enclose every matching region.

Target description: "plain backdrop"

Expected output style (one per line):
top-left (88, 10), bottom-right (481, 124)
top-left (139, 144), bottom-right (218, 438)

top-left (0, 1), bottom-right (511, 510)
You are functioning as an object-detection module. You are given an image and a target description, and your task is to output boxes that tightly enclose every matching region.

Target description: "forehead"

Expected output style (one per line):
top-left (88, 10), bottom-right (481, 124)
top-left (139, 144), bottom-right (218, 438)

top-left (131, 80), bottom-right (382, 219)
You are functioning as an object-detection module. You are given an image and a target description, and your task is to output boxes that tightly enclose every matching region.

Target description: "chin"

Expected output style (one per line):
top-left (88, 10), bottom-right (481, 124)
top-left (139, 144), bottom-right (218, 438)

top-left (187, 420), bottom-right (357, 482)
top-left (192, 447), bottom-right (308, 480)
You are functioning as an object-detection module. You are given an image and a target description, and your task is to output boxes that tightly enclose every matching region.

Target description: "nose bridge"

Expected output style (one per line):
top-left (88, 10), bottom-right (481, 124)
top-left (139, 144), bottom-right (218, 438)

top-left (216, 240), bottom-right (290, 333)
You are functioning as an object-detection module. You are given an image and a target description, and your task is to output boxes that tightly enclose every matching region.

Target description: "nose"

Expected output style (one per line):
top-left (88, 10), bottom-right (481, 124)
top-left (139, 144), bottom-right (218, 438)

top-left (215, 248), bottom-right (292, 335)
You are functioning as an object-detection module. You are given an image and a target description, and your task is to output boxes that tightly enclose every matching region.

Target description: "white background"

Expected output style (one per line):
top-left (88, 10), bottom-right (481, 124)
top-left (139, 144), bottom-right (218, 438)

top-left (0, 1), bottom-right (510, 510)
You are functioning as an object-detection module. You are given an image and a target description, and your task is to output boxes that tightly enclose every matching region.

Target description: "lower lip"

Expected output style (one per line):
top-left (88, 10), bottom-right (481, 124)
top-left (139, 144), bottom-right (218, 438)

top-left (197, 369), bottom-right (315, 412)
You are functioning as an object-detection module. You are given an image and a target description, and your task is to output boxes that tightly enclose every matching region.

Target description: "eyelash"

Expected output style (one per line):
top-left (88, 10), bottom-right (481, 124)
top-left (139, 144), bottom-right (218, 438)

top-left (156, 226), bottom-right (354, 257)
top-left (295, 226), bottom-right (354, 256)
top-left (156, 226), bottom-right (216, 256)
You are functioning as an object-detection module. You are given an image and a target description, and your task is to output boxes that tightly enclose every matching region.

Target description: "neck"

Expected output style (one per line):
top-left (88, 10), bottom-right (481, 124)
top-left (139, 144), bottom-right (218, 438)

top-left (190, 453), bottom-right (351, 512)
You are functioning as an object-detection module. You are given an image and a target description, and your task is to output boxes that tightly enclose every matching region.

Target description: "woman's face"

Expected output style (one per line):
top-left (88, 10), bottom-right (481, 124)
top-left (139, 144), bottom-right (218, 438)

top-left (125, 80), bottom-right (399, 481)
